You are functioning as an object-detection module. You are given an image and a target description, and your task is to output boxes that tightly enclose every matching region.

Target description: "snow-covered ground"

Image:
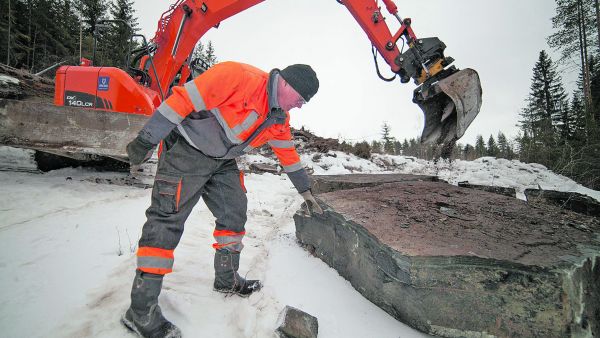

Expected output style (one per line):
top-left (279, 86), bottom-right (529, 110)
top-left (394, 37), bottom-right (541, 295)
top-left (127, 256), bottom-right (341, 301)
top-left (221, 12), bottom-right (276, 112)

top-left (1, 146), bottom-right (598, 338)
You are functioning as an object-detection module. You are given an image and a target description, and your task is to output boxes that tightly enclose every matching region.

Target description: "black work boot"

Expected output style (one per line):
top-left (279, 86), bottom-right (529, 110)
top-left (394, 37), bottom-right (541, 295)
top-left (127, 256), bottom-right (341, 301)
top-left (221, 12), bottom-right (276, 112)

top-left (122, 270), bottom-right (182, 338)
top-left (213, 249), bottom-right (262, 297)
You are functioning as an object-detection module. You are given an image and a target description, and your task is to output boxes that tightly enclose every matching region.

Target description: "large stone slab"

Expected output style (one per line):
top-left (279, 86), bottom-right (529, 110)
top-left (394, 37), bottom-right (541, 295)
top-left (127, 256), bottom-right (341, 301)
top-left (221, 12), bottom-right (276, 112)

top-left (525, 189), bottom-right (600, 217)
top-left (295, 174), bottom-right (600, 337)
top-left (457, 181), bottom-right (517, 198)
top-left (311, 173), bottom-right (438, 194)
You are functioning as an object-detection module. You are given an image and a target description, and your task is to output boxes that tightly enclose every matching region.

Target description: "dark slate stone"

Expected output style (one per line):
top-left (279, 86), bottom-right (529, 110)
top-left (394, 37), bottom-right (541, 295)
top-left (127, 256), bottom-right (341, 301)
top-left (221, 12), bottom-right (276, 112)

top-left (457, 181), bottom-right (517, 198)
top-left (525, 188), bottom-right (600, 217)
top-left (311, 173), bottom-right (438, 194)
top-left (294, 175), bottom-right (600, 337)
top-left (275, 306), bottom-right (318, 338)
top-left (248, 162), bottom-right (280, 174)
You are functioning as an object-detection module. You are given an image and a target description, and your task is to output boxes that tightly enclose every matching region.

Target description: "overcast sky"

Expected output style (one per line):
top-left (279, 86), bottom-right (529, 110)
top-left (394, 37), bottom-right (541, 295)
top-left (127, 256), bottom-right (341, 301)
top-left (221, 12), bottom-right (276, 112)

top-left (133, 0), bottom-right (563, 145)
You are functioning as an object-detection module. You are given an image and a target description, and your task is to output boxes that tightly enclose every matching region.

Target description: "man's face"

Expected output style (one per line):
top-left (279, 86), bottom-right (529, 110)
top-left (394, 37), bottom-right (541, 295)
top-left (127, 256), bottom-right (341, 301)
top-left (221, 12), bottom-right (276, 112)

top-left (277, 77), bottom-right (306, 111)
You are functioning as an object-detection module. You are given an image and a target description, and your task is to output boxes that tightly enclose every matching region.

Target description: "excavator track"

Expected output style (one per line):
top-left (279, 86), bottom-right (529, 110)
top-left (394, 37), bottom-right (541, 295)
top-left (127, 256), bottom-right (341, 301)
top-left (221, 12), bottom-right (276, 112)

top-left (0, 144), bottom-right (157, 189)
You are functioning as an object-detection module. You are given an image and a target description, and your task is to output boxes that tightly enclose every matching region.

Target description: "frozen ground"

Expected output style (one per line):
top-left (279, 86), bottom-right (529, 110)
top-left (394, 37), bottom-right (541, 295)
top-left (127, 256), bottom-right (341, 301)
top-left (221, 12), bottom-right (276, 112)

top-left (1, 146), bottom-right (598, 338)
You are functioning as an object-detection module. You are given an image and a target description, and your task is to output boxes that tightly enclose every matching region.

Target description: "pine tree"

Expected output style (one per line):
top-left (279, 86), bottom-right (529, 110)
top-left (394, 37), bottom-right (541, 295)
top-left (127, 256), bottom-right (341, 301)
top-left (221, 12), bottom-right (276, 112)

top-left (393, 140), bottom-right (402, 155)
top-left (574, 56), bottom-right (599, 138)
top-left (570, 93), bottom-right (587, 140)
top-left (191, 41), bottom-right (205, 62)
top-left (79, 0), bottom-right (109, 64)
top-left (46, 0), bottom-right (77, 68)
top-left (352, 141), bottom-right (371, 159)
top-left (548, 0), bottom-right (597, 109)
top-left (449, 143), bottom-right (462, 160)
top-left (402, 139), bottom-right (409, 155)
top-left (548, 0), bottom-right (597, 63)
top-left (1, 0), bottom-right (30, 68)
top-left (339, 140), bottom-right (353, 153)
top-left (0, 0), bottom-right (82, 71)
top-left (594, 0), bottom-right (600, 50)
top-left (463, 144), bottom-right (476, 160)
top-left (204, 40), bottom-right (218, 67)
top-left (370, 140), bottom-right (382, 154)
top-left (0, 0), bottom-right (15, 65)
top-left (497, 132), bottom-right (513, 159)
top-left (589, 55), bottom-right (600, 125)
top-left (190, 40), bottom-right (219, 76)
top-left (475, 135), bottom-right (486, 158)
top-left (528, 51), bottom-right (567, 133)
top-left (79, 0), bottom-right (109, 34)
top-left (57, 0), bottom-right (81, 64)
top-left (555, 97), bottom-right (578, 142)
top-left (107, 0), bottom-right (139, 68)
top-left (381, 122), bottom-right (395, 154)
top-left (516, 131), bottom-right (531, 161)
top-left (518, 51), bottom-right (568, 165)
top-left (487, 135), bottom-right (499, 157)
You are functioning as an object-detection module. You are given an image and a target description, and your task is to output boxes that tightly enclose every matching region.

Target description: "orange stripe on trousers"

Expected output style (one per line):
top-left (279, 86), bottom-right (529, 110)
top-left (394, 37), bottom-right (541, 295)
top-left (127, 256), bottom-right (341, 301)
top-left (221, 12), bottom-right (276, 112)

top-left (137, 246), bottom-right (174, 259)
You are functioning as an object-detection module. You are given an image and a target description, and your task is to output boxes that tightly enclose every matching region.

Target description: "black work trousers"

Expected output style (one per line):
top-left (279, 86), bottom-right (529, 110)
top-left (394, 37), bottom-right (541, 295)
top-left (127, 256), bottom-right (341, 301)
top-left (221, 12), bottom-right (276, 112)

top-left (136, 131), bottom-right (248, 275)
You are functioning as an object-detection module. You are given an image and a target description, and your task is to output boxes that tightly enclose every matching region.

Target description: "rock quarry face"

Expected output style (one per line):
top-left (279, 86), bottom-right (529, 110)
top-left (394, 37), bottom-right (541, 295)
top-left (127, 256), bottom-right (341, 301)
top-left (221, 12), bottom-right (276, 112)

top-left (294, 174), bottom-right (600, 338)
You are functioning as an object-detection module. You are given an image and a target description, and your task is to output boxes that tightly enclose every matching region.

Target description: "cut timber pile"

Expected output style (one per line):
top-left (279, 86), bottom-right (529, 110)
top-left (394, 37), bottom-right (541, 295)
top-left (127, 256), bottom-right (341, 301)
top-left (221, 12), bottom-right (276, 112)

top-left (295, 174), bottom-right (600, 338)
top-left (0, 64), bottom-right (147, 161)
top-left (0, 63), bottom-right (54, 101)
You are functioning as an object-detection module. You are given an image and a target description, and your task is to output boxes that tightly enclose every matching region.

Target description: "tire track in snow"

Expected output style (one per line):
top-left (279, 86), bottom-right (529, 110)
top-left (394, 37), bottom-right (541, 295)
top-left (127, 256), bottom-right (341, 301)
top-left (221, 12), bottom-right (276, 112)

top-left (0, 192), bottom-right (146, 231)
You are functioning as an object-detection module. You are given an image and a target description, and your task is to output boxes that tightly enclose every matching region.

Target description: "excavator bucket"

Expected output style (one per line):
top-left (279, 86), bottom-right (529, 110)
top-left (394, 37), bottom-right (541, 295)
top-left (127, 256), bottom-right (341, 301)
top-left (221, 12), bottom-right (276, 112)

top-left (0, 99), bottom-right (148, 162)
top-left (415, 68), bottom-right (482, 145)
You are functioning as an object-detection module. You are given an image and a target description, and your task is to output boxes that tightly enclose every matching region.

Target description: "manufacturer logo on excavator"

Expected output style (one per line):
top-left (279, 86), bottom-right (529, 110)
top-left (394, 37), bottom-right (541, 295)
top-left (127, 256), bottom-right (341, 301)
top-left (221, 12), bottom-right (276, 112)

top-left (98, 76), bottom-right (110, 91)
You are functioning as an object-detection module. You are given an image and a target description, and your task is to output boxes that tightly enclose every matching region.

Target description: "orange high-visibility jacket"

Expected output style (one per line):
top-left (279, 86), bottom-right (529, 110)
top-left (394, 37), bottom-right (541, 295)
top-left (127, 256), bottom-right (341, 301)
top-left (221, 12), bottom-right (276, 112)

top-left (142, 61), bottom-right (309, 192)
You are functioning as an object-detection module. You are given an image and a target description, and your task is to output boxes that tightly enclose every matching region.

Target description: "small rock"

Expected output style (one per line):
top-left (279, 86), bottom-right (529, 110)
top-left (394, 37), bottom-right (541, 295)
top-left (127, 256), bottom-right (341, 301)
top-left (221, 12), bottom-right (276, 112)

top-left (248, 163), bottom-right (279, 174)
top-left (276, 306), bottom-right (318, 338)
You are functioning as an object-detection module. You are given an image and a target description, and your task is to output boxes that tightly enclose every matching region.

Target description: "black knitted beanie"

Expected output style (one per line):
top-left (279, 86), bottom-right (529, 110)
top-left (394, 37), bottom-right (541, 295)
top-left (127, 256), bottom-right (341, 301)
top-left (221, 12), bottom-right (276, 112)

top-left (279, 64), bottom-right (319, 102)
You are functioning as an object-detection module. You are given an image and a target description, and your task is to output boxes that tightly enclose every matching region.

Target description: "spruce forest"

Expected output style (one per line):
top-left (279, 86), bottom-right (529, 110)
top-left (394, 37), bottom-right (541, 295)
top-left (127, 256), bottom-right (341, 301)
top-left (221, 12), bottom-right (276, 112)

top-left (0, 0), bottom-right (598, 189)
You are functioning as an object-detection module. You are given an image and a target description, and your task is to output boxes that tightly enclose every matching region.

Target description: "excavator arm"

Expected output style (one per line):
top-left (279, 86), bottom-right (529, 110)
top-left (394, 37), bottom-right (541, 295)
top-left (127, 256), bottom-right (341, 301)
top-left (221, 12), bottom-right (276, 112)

top-left (0, 0), bottom-right (481, 162)
top-left (340, 0), bottom-right (482, 146)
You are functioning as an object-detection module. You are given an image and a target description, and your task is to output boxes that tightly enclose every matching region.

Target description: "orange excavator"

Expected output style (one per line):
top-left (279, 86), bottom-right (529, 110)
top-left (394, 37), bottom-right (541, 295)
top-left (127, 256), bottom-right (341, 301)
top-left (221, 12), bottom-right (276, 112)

top-left (0, 0), bottom-right (481, 162)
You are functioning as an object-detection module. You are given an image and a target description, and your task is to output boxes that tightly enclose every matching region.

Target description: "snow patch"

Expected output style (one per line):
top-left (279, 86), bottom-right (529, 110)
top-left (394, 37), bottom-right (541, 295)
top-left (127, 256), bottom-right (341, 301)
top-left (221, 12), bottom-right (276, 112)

top-left (0, 74), bottom-right (20, 85)
top-left (1, 146), bottom-right (599, 337)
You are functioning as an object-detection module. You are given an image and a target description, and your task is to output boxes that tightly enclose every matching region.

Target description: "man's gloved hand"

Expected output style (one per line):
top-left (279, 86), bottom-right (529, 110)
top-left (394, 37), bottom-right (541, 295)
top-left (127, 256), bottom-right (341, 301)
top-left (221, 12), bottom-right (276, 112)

top-left (126, 135), bottom-right (155, 166)
top-left (300, 190), bottom-right (323, 216)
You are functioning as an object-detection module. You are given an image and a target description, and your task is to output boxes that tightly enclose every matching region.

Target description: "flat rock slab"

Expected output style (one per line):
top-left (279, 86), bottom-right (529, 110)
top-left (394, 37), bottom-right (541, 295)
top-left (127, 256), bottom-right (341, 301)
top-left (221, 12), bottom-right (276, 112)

top-left (311, 173), bottom-right (438, 194)
top-left (294, 174), bottom-right (600, 337)
top-left (525, 189), bottom-right (600, 217)
top-left (457, 181), bottom-right (517, 198)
